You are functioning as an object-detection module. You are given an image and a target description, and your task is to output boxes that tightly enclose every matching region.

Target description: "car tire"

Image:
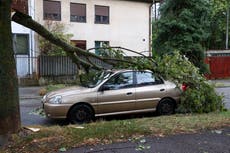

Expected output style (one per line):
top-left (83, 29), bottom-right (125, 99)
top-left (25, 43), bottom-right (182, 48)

top-left (69, 104), bottom-right (94, 124)
top-left (157, 98), bottom-right (175, 115)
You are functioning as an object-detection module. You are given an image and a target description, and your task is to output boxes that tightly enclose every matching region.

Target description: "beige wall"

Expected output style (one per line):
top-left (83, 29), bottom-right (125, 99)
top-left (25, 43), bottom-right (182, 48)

top-left (35, 0), bottom-right (152, 56)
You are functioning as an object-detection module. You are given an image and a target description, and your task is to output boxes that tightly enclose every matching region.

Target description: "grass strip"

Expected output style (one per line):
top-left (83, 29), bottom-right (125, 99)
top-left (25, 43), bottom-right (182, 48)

top-left (1, 111), bottom-right (230, 153)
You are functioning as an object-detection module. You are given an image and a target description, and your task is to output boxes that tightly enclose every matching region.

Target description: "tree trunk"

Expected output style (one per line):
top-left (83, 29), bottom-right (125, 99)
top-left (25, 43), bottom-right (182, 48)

top-left (0, 0), bottom-right (21, 144)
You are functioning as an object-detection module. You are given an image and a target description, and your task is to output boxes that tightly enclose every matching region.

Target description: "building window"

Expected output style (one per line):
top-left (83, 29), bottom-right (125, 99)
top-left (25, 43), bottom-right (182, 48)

top-left (43, 0), bottom-right (61, 21)
top-left (71, 40), bottom-right (87, 50)
top-left (70, 3), bottom-right (86, 22)
top-left (95, 5), bottom-right (109, 24)
top-left (95, 41), bottom-right (109, 55)
top-left (12, 34), bottom-right (29, 55)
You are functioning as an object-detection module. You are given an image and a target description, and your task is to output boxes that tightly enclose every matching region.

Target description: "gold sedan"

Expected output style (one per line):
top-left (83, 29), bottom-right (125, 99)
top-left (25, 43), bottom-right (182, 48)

top-left (42, 70), bottom-right (181, 123)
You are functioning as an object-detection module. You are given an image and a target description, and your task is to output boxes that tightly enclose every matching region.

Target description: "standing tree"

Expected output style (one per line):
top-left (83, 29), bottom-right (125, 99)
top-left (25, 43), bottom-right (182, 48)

top-left (0, 2), bottom-right (139, 143)
top-left (207, 0), bottom-right (230, 50)
top-left (153, 0), bottom-right (211, 73)
top-left (0, 0), bottom-right (21, 144)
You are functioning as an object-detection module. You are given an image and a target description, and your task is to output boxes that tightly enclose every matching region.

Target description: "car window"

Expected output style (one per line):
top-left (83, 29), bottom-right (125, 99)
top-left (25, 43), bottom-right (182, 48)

top-left (81, 70), bottom-right (113, 88)
top-left (103, 72), bottom-right (134, 90)
top-left (136, 71), bottom-right (163, 86)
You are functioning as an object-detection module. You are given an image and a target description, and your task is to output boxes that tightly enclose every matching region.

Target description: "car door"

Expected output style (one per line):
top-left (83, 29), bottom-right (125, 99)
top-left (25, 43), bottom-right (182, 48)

top-left (97, 71), bottom-right (136, 115)
top-left (135, 71), bottom-right (166, 111)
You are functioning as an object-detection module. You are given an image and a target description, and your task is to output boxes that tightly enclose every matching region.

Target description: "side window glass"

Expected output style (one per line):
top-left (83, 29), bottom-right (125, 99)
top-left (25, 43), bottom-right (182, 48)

top-left (104, 72), bottom-right (133, 90)
top-left (136, 72), bottom-right (162, 86)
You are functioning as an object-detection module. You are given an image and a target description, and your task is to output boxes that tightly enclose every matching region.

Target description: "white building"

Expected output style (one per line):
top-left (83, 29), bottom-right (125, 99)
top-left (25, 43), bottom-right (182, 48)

top-left (34, 0), bottom-right (154, 56)
top-left (12, 0), bottom-right (157, 78)
top-left (12, 0), bottom-right (36, 77)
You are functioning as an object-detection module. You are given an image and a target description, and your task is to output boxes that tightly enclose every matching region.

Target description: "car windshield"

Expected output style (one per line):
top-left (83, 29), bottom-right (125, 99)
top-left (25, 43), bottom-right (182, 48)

top-left (82, 70), bottom-right (113, 88)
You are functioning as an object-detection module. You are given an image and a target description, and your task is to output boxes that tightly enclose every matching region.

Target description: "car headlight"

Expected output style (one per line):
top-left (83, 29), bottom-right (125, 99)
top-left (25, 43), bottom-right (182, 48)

top-left (48, 95), bottom-right (62, 104)
top-left (42, 95), bottom-right (47, 102)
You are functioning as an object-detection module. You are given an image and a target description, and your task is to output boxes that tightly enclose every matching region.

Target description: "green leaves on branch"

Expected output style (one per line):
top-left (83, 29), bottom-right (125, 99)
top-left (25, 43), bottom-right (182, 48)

top-left (180, 86), bottom-right (224, 113)
top-left (87, 48), bottom-right (225, 114)
top-left (39, 21), bottom-right (73, 56)
top-left (154, 51), bottom-right (224, 113)
top-left (155, 51), bottom-right (202, 85)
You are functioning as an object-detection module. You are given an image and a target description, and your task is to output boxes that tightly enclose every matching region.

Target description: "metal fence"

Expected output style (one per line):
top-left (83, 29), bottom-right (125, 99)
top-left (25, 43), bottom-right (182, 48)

top-left (205, 50), bottom-right (230, 79)
top-left (38, 55), bottom-right (77, 77)
top-left (205, 56), bottom-right (230, 79)
top-left (38, 55), bottom-right (112, 78)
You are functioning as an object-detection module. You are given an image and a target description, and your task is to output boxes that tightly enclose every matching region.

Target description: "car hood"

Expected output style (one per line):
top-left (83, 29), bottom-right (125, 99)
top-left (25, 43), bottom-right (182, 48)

top-left (46, 86), bottom-right (93, 98)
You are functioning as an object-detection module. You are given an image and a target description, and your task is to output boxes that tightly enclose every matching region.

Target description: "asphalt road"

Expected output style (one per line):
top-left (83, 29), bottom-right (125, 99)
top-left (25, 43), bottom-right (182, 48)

top-left (19, 87), bottom-right (68, 126)
top-left (20, 98), bottom-right (66, 126)
top-left (65, 128), bottom-right (230, 153)
top-left (19, 87), bottom-right (230, 126)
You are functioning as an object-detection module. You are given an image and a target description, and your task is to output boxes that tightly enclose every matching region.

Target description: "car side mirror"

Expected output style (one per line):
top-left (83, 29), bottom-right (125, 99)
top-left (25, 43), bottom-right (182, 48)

top-left (100, 85), bottom-right (110, 91)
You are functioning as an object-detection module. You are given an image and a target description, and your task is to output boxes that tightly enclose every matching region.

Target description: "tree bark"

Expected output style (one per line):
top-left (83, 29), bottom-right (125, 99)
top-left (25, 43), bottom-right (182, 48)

top-left (0, 0), bottom-right (21, 143)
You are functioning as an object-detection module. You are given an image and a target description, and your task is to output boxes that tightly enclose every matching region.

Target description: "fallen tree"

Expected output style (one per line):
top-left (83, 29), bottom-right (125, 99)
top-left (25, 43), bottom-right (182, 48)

top-left (12, 11), bottom-right (153, 71)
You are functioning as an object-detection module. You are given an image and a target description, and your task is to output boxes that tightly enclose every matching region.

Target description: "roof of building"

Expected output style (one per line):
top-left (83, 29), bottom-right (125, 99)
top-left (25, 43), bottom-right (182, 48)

top-left (123, 0), bottom-right (161, 3)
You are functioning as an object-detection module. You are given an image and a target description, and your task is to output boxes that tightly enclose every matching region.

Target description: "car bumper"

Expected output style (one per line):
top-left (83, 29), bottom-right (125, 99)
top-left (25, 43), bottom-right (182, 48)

top-left (43, 103), bottom-right (71, 119)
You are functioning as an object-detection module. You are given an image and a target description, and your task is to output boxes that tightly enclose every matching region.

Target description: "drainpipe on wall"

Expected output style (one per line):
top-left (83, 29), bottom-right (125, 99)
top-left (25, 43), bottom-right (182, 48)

top-left (29, 0), bottom-right (36, 77)
top-left (149, 1), bottom-right (154, 57)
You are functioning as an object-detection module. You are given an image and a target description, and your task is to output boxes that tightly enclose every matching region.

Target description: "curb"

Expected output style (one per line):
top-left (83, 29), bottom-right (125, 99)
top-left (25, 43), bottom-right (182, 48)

top-left (20, 96), bottom-right (43, 100)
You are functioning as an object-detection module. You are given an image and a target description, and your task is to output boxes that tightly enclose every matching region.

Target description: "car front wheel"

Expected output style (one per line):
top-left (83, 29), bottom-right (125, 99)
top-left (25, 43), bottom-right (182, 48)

top-left (69, 104), bottom-right (94, 124)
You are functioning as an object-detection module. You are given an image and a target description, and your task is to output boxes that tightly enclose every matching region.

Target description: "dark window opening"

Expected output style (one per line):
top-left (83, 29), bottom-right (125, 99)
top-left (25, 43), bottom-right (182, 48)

top-left (71, 40), bottom-right (87, 50)
top-left (95, 5), bottom-right (109, 24)
top-left (43, 0), bottom-right (61, 21)
top-left (12, 34), bottom-right (29, 55)
top-left (95, 41), bottom-right (109, 55)
top-left (70, 3), bottom-right (86, 22)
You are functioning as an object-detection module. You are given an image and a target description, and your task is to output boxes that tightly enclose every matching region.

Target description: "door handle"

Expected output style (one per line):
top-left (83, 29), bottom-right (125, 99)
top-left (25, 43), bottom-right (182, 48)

top-left (160, 89), bottom-right (165, 92)
top-left (126, 92), bottom-right (133, 95)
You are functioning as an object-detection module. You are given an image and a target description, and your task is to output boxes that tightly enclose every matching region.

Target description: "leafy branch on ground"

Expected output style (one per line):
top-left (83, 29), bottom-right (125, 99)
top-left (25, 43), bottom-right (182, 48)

top-left (77, 51), bottom-right (225, 114)
top-left (153, 51), bottom-right (225, 113)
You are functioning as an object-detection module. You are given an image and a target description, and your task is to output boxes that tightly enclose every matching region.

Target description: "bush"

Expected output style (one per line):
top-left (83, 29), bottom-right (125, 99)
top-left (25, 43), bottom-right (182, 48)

top-left (153, 51), bottom-right (224, 113)
top-left (179, 85), bottom-right (224, 113)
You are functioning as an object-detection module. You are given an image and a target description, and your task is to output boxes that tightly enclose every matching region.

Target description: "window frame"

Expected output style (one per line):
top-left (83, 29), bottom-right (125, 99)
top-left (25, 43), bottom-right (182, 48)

top-left (70, 3), bottom-right (86, 23)
top-left (71, 40), bottom-right (87, 50)
top-left (43, 0), bottom-right (61, 21)
top-left (95, 41), bottom-right (109, 55)
top-left (12, 34), bottom-right (29, 55)
top-left (94, 5), bottom-right (110, 24)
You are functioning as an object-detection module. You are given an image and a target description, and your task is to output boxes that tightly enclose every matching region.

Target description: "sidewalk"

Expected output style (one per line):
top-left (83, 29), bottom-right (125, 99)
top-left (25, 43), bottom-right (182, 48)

top-left (210, 79), bottom-right (230, 87)
top-left (19, 86), bottom-right (43, 99)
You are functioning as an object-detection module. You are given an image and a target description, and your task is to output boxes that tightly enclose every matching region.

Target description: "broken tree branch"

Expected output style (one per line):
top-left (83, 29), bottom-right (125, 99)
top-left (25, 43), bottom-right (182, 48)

top-left (12, 10), bottom-right (155, 70)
